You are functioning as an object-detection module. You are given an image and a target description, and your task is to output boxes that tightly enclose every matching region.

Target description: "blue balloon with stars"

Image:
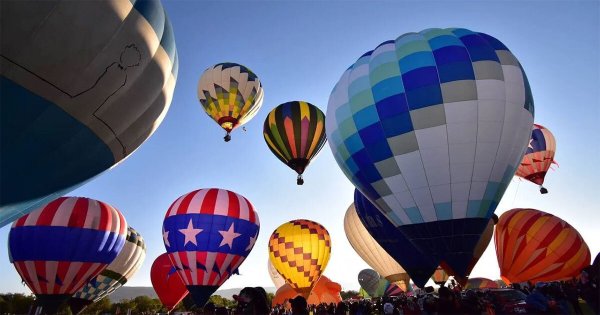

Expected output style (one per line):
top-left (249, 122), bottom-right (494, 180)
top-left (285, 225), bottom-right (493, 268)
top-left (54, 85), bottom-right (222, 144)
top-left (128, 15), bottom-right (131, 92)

top-left (162, 188), bottom-right (260, 307)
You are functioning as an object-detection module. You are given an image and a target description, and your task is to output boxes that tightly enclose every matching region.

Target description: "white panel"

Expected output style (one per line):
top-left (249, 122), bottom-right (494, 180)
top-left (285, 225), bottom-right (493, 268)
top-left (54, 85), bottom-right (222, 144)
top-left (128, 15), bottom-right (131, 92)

top-left (384, 197), bottom-right (412, 224)
top-left (425, 165), bottom-right (451, 186)
top-left (394, 190), bottom-right (417, 209)
top-left (384, 173), bottom-right (409, 193)
top-left (395, 151), bottom-right (429, 189)
top-left (444, 100), bottom-right (478, 123)
top-left (430, 184), bottom-right (452, 203)
top-left (415, 125), bottom-right (448, 149)
top-left (447, 121), bottom-right (477, 144)
top-left (478, 99), bottom-right (505, 122)
top-left (476, 80), bottom-right (506, 101)
top-left (220, 67), bottom-right (231, 91)
top-left (451, 200), bottom-right (468, 219)
top-left (411, 187), bottom-right (436, 222)
top-left (450, 162), bottom-right (473, 183)
top-left (420, 146), bottom-right (450, 167)
top-left (469, 181), bottom-right (487, 200)
top-left (348, 63), bottom-right (370, 82)
top-left (449, 143), bottom-right (476, 164)
top-left (372, 42), bottom-right (396, 56)
top-left (451, 181), bottom-right (471, 201)
top-left (477, 121), bottom-right (503, 142)
top-left (473, 162), bottom-right (494, 182)
top-left (474, 142), bottom-right (499, 162)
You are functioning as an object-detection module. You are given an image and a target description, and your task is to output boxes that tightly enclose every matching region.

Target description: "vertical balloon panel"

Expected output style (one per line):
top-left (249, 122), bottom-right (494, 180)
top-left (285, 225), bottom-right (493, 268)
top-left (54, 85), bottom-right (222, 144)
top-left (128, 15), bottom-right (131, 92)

top-left (327, 28), bottom-right (534, 277)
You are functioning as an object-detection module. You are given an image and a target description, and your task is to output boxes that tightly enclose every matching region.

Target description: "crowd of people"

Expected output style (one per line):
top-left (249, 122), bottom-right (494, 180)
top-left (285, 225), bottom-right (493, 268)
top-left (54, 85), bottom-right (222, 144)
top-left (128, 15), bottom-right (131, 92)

top-left (193, 265), bottom-right (599, 315)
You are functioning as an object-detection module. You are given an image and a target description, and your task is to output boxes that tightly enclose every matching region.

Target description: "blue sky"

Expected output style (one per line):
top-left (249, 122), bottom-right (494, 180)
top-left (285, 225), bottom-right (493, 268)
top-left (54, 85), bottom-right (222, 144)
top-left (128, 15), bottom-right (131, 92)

top-left (1, 0), bottom-right (598, 294)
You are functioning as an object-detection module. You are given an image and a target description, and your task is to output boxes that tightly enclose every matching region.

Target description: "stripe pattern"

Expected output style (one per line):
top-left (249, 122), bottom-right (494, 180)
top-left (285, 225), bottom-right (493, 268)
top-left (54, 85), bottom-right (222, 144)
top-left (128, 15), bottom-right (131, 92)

top-left (344, 204), bottom-right (407, 282)
top-left (464, 277), bottom-right (498, 289)
top-left (72, 226), bottom-right (146, 302)
top-left (263, 101), bottom-right (327, 176)
top-left (515, 124), bottom-right (556, 185)
top-left (163, 189), bottom-right (260, 287)
top-left (358, 269), bottom-right (381, 297)
top-left (9, 197), bottom-right (127, 295)
top-left (198, 63), bottom-right (264, 133)
top-left (495, 208), bottom-right (591, 284)
top-left (268, 219), bottom-right (331, 295)
top-left (326, 28), bottom-right (534, 227)
top-left (1, 0), bottom-right (179, 226)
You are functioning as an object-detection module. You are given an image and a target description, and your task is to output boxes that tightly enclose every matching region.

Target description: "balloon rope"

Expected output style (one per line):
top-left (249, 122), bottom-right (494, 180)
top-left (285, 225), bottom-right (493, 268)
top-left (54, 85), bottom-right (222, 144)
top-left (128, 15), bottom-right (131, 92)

top-left (511, 180), bottom-right (521, 207)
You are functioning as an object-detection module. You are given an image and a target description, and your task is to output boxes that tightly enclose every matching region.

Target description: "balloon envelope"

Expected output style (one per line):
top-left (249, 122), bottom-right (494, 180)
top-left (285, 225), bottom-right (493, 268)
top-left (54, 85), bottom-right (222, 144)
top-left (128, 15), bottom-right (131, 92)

top-left (9, 197), bottom-right (127, 313)
top-left (263, 101), bottom-right (327, 184)
top-left (162, 188), bottom-right (260, 307)
top-left (198, 63), bottom-right (264, 141)
top-left (151, 253), bottom-right (189, 312)
top-left (495, 208), bottom-right (591, 284)
top-left (465, 277), bottom-right (499, 289)
top-left (272, 275), bottom-right (342, 307)
top-left (268, 219), bottom-right (331, 298)
top-left (515, 124), bottom-right (556, 192)
top-left (70, 226), bottom-right (146, 314)
top-left (358, 269), bottom-right (381, 297)
top-left (268, 260), bottom-right (286, 289)
top-left (353, 190), bottom-right (438, 287)
top-left (0, 0), bottom-right (178, 226)
top-left (326, 28), bottom-right (534, 277)
top-left (344, 203), bottom-right (408, 283)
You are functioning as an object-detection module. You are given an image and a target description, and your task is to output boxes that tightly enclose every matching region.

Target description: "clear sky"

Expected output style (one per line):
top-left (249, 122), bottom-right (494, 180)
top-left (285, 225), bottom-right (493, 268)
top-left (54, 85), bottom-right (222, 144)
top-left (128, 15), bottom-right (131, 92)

top-left (1, 0), bottom-right (598, 295)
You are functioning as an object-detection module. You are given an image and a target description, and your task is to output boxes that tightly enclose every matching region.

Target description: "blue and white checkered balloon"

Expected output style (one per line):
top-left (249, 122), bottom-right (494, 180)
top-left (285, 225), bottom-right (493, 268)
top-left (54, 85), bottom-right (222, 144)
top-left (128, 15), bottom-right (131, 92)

top-left (326, 28), bottom-right (534, 277)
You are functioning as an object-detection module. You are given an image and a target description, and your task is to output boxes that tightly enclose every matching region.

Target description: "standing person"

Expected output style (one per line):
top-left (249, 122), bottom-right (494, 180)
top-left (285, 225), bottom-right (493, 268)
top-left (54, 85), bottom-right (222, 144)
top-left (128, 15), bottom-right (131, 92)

top-left (526, 283), bottom-right (553, 314)
top-left (290, 296), bottom-right (309, 315)
top-left (383, 298), bottom-right (394, 315)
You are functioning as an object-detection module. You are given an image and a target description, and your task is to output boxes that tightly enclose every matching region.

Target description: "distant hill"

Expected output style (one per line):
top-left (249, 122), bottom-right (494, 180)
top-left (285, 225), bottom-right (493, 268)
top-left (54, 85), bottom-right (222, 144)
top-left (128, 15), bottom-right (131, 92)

top-left (109, 286), bottom-right (277, 302)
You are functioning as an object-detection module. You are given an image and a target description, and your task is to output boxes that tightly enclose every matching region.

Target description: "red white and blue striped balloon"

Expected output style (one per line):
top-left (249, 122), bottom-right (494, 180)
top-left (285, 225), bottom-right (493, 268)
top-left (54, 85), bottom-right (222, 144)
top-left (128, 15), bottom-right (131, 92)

top-left (162, 188), bottom-right (260, 307)
top-left (9, 196), bottom-right (127, 312)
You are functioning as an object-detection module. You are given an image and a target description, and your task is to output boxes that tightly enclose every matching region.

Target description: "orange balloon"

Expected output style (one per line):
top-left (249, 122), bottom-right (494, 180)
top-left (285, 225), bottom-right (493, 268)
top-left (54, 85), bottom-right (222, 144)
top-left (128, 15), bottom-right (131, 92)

top-left (271, 275), bottom-right (342, 307)
top-left (495, 208), bottom-right (591, 284)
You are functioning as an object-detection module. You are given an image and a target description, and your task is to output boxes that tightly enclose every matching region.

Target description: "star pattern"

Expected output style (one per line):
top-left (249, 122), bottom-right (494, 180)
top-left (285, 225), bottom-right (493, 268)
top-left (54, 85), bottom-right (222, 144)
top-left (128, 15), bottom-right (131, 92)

top-left (528, 138), bottom-right (534, 149)
top-left (163, 228), bottom-right (170, 247)
top-left (246, 232), bottom-right (258, 251)
top-left (218, 223), bottom-right (241, 248)
top-left (179, 219), bottom-right (203, 246)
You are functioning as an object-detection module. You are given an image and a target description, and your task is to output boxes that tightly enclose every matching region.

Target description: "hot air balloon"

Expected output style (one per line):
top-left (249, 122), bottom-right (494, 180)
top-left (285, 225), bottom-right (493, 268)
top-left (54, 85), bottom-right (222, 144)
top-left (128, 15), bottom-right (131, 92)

top-left (326, 28), bottom-right (535, 279)
top-left (465, 277), bottom-right (499, 289)
top-left (8, 197), bottom-right (127, 314)
top-left (268, 260), bottom-right (286, 289)
top-left (431, 266), bottom-right (450, 285)
top-left (271, 275), bottom-right (342, 308)
top-left (344, 203), bottom-right (411, 291)
top-left (268, 219), bottom-right (331, 298)
top-left (515, 124), bottom-right (556, 194)
top-left (384, 282), bottom-right (404, 297)
top-left (69, 226), bottom-right (146, 315)
top-left (358, 269), bottom-right (381, 297)
top-left (151, 253), bottom-right (189, 312)
top-left (263, 101), bottom-right (327, 185)
top-left (162, 188), bottom-right (260, 307)
top-left (198, 63), bottom-right (264, 142)
top-left (353, 190), bottom-right (438, 287)
top-left (495, 208), bottom-right (591, 284)
top-left (0, 0), bottom-right (178, 226)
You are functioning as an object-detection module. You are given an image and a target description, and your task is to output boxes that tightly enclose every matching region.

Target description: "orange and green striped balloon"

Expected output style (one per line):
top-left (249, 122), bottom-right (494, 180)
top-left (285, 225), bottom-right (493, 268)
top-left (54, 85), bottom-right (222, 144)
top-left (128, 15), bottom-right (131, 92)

top-left (268, 219), bottom-right (331, 298)
top-left (495, 208), bottom-right (591, 285)
top-left (263, 101), bottom-right (327, 185)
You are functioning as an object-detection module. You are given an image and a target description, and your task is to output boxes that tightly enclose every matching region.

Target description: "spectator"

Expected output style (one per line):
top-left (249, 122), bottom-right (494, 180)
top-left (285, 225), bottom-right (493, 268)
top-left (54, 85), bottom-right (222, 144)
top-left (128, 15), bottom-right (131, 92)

top-left (290, 296), bottom-right (309, 315)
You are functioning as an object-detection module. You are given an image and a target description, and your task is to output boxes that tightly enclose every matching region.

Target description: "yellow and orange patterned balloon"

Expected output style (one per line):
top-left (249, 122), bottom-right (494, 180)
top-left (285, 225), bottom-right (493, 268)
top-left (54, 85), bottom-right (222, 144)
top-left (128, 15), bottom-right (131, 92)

top-left (268, 219), bottom-right (331, 298)
top-left (495, 208), bottom-right (591, 284)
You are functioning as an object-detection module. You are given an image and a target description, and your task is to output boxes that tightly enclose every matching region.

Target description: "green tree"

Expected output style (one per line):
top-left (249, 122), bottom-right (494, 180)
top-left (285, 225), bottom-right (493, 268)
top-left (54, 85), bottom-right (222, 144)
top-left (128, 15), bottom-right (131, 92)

top-left (208, 295), bottom-right (235, 308)
top-left (83, 297), bottom-right (112, 314)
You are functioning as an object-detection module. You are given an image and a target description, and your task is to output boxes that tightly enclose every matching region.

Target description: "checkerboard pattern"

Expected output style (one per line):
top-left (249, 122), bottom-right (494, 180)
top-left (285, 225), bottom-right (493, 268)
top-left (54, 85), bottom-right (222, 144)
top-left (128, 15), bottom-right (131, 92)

top-left (198, 63), bottom-right (264, 132)
top-left (268, 220), bottom-right (331, 293)
top-left (326, 28), bottom-right (534, 226)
